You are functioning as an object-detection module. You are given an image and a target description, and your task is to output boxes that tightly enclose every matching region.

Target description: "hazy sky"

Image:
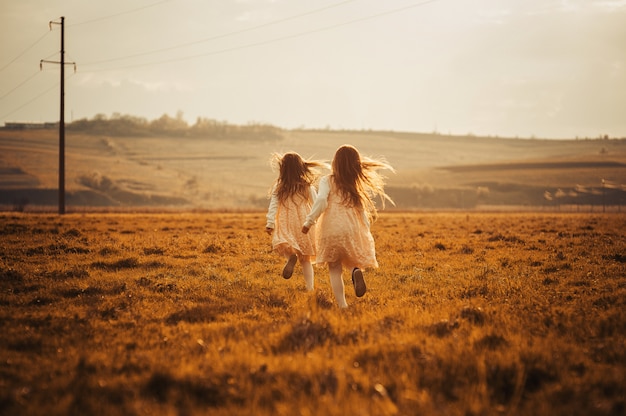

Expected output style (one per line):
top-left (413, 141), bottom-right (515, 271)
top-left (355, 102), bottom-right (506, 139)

top-left (1, 0), bottom-right (625, 139)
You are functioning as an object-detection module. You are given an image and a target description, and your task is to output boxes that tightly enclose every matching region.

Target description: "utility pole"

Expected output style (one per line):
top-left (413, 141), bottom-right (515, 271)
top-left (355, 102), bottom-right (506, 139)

top-left (40, 16), bottom-right (76, 215)
top-left (601, 179), bottom-right (606, 213)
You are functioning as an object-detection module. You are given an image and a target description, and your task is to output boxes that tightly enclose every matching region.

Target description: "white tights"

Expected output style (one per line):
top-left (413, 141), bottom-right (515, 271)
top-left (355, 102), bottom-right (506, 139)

top-left (301, 259), bottom-right (314, 291)
top-left (328, 260), bottom-right (348, 308)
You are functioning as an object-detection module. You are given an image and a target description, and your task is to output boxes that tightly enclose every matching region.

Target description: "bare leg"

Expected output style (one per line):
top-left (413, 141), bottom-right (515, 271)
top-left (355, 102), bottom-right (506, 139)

top-left (328, 260), bottom-right (347, 308)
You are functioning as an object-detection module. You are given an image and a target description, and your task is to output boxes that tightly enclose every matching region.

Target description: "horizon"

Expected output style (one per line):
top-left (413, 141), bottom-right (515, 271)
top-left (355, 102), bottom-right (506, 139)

top-left (2, 113), bottom-right (625, 141)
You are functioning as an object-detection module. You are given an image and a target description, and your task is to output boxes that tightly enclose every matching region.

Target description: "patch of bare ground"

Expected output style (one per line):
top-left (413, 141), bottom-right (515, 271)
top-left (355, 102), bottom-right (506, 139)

top-left (0, 212), bottom-right (624, 415)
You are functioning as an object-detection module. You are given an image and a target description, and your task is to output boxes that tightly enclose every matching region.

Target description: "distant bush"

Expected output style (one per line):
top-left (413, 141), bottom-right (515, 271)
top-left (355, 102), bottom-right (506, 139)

top-left (69, 113), bottom-right (150, 136)
top-left (67, 112), bottom-right (283, 141)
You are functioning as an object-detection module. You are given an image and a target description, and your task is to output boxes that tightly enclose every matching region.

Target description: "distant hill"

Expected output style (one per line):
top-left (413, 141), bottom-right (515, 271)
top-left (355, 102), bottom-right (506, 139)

top-left (1, 126), bottom-right (625, 211)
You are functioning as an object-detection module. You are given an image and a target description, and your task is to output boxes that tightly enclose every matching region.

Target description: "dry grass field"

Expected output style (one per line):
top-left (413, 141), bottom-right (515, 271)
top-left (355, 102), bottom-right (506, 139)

top-left (1, 211), bottom-right (625, 415)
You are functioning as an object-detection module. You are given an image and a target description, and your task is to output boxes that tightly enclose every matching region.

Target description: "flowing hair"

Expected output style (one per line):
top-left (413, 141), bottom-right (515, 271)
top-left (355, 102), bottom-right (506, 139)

top-left (331, 144), bottom-right (395, 221)
top-left (270, 152), bottom-right (327, 203)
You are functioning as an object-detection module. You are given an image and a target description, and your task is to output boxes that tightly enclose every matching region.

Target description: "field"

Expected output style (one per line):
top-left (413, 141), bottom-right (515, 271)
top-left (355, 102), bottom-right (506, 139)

top-left (1, 129), bottom-right (626, 210)
top-left (1, 212), bottom-right (625, 415)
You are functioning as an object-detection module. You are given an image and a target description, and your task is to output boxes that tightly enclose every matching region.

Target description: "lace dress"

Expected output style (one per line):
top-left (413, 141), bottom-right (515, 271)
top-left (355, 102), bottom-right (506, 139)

top-left (266, 186), bottom-right (316, 260)
top-left (305, 176), bottom-right (378, 269)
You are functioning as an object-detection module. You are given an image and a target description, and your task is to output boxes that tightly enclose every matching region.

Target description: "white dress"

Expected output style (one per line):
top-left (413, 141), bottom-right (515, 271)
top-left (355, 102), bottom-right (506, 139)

top-left (304, 176), bottom-right (377, 269)
top-left (266, 185), bottom-right (317, 260)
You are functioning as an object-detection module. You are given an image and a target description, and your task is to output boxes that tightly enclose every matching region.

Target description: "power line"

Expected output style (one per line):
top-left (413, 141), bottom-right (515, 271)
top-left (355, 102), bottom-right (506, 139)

top-left (69, 0), bottom-right (172, 27)
top-left (81, 0), bottom-right (359, 66)
top-left (0, 50), bottom-right (60, 100)
top-left (81, 0), bottom-right (444, 73)
top-left (0, 30), bottom-right (50, 73)
top-left (0, 82), bottom-right (59, 120)
top-left (0, 71), bottom-right (41, 101)
top-left (0, 2), bottom-right (168, 118)
top-left (2, 0), bottom-right (444, 118)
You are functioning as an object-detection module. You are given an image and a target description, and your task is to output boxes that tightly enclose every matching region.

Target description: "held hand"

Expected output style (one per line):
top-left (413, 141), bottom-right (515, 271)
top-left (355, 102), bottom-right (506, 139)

top-left (302, 225), bottom-right (310, 234)
top-left (265, 227), bottom-right (273, 235)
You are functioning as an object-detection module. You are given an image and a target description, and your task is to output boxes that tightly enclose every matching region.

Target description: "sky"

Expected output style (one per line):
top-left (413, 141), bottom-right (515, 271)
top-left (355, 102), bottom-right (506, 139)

top-left (1, 0), bottom-right (625, 139)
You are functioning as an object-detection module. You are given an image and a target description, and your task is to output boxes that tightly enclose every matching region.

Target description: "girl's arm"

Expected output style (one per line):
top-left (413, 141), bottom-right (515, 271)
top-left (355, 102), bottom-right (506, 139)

top-left (309, 184), bottom-right (318, 202)
top-left (265, 188), bottom-right (279, 232)
top-left (302, 186), bottom-right (319, 234)
top-left (303, 176), bottom-right (329, 231)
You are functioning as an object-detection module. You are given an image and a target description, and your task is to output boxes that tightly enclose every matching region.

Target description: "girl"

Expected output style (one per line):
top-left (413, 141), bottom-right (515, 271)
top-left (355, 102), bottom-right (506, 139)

top-left (265, 152), bottom-right (326, 291)
top-left (302, 145), bottom-right (394, 308)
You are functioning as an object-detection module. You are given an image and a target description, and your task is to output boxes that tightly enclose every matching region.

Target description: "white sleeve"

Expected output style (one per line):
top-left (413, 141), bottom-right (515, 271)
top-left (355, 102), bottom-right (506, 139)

top-left (309, 185), bottom-right (318, 202)
top-left (304, 176), bottom-right (329, 228)
top-left (265, 188), bottom-right (278, 229)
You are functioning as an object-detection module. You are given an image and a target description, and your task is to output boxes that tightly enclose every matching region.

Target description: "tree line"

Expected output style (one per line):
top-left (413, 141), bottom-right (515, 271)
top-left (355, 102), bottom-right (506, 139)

top-left (67, 112), bottom-right (283, 140)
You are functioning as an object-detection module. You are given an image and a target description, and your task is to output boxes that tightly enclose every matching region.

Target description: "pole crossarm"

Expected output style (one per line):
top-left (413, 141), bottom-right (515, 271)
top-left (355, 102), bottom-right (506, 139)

top-left (40, 60), bottom-right (76, 72)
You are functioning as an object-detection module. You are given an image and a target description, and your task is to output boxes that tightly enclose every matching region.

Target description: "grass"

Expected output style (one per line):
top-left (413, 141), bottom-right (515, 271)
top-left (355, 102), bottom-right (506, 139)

top-left (0, 212), bottom-right (625, 415)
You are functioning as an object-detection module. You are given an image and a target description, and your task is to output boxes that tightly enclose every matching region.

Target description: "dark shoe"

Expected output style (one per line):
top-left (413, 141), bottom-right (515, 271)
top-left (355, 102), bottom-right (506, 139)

top-left (282, 254), bottom-right (297, 279)
top-left (352, 268), bottom-right (366, 297)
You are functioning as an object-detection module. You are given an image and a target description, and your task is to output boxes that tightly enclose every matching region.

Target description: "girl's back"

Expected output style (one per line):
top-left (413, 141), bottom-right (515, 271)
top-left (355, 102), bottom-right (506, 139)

top-left (314, 176), bottom-right (377, 270)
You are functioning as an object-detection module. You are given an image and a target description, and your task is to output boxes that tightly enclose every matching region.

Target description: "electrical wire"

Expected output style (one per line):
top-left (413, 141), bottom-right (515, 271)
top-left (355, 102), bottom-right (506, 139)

top-left (0, 71), bottom-right (41, 101)
top-left (0, 2), bottom-right (170, 120)
top-left (0, 83), bottom-right (58, 120)
top-left (0, 31), bottom-right (50, 73)
top-left (81, 0), bottom-right (359, 66)
top-left (81, 0), bottom-right (443, 73)
top-left (0, 71), bottom-right (76, 121)
top-left (69, 0), bottom-right (172, 27)
top-left (0, 49), bottom-right (60, 101)
top-left (2, 0), bottom-right (443, 120)
top-left (2, 1), bottom-right (355, 117)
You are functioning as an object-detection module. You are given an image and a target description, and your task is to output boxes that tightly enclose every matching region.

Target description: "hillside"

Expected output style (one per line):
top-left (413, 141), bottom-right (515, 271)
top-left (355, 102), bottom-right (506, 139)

top-left (1, 128), bottom-right (625, 211)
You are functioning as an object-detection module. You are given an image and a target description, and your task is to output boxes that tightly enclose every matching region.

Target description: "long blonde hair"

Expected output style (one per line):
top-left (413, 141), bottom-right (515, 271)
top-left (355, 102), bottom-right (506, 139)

top-left (331, 144), bottom-right (394, 220)
top-left (270, 152), bottom-right (327, 203)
